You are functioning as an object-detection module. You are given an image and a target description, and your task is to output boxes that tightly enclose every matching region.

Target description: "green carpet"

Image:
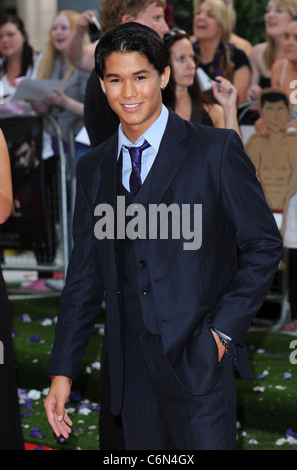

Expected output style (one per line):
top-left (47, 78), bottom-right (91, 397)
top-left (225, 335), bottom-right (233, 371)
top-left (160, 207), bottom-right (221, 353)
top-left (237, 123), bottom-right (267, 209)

top-left (9, 296), bottom-right (297, 450)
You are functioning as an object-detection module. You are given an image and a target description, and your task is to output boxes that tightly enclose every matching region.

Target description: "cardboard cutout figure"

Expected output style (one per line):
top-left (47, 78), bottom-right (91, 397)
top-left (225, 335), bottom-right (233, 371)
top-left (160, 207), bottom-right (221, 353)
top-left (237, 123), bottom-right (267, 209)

top-left (245, 88), bottom-right (297, 236)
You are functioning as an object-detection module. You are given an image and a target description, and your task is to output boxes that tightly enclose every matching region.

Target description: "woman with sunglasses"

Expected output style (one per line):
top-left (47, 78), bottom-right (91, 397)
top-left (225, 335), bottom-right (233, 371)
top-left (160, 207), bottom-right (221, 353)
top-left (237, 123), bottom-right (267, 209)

top-left (163, 28), bottom-right (240, 134)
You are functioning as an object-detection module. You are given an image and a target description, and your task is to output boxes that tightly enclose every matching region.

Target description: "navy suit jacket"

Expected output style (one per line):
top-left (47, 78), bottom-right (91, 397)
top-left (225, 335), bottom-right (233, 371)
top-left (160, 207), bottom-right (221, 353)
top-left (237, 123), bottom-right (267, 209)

top-left (49, 109), bottom-right (282, 414)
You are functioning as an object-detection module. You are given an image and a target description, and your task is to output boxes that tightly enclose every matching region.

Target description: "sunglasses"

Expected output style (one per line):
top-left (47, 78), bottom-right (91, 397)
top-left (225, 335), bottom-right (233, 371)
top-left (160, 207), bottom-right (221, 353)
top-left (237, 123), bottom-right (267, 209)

top-left (163, 28), bottom-right (188, 41)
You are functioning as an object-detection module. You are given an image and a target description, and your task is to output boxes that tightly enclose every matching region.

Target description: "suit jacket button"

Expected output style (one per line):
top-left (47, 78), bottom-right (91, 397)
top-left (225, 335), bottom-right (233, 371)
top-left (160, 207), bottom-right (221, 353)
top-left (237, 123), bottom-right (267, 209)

top-left (142, 288), bottom-right (149, 295)
top-left (115, 289), bottom-right (121, 295)
top-left (139, 260), bottom-right (146, 268)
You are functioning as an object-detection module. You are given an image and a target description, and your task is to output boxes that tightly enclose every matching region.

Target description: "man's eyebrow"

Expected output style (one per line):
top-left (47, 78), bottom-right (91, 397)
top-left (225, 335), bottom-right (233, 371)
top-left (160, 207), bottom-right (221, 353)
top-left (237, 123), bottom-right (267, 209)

top-left (133, 69), bottom-right (151, 75)
top-left (105, 69), bottom-right (151, 78)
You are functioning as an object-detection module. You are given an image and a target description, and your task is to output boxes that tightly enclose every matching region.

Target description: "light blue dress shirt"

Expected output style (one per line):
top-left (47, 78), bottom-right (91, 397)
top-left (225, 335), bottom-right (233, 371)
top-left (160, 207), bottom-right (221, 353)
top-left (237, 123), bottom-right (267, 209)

top-left (117, 104), bottom-right (169, 192)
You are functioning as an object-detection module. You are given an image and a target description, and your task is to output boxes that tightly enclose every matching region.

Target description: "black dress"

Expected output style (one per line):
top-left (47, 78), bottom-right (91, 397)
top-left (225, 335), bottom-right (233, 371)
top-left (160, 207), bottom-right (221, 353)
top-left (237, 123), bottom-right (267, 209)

top-left (0, 268), bottom-right (24, 450)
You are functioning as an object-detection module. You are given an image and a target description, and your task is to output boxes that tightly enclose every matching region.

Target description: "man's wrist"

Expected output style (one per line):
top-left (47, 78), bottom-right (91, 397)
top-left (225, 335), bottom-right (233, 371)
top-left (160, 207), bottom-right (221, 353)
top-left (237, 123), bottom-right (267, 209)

top-left (211, 327), bottom-right (232, 350)
top-left (49, 375), bottom-right (72, 385)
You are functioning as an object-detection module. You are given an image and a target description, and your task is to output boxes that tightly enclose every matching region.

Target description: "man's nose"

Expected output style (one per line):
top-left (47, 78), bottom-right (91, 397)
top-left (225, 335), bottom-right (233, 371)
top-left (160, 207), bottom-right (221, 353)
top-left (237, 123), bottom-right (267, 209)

top-left (159, 19), bottom-right (169, 37)
top-left (122, 80), bottom-right (137, 98)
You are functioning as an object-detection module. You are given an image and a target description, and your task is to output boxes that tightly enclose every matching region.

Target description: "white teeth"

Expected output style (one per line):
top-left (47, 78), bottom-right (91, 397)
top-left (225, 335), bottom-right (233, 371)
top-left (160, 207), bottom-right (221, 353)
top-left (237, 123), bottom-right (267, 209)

top-left (124, 104), bottom-right (139, 108)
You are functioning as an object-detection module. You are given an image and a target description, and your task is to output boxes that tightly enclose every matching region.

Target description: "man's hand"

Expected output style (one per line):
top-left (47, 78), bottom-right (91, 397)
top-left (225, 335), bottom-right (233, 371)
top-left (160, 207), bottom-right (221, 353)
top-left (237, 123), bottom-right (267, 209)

top-left (44, 376), bottom-right (73, 438)
top-left (211, 329), bottom-right (227, 362)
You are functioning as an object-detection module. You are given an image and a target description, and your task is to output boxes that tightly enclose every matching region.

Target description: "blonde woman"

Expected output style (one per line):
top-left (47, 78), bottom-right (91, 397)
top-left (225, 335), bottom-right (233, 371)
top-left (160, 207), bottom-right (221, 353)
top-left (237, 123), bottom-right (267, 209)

top-left (33, 10), bottom-right (90, 147)
top-left (246, 0), bottom-right (297, 101)
top-left (192, 0), bottom-right (252, 55)
top-left (192, 0), bottom-right (251, 104)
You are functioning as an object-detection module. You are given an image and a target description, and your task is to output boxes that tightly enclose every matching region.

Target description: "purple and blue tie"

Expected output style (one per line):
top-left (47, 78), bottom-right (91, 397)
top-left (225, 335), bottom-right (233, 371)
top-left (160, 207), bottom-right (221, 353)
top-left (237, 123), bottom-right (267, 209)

top-left (125, 140), bottom-right (151, 195)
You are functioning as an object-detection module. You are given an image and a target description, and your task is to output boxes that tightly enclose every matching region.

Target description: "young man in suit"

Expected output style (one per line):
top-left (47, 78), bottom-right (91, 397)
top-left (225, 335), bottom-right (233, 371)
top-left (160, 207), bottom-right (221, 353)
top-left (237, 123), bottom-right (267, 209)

top-left (44, 23), bottom-right (282, 450)
top-left (63, 0), bottom-right (169, 449)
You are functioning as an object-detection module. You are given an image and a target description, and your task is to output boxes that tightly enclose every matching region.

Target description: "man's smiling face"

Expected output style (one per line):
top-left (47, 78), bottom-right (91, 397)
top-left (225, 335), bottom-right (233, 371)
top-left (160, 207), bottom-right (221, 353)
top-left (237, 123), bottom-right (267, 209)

top-left (100, 51), bottom-right (170, 142)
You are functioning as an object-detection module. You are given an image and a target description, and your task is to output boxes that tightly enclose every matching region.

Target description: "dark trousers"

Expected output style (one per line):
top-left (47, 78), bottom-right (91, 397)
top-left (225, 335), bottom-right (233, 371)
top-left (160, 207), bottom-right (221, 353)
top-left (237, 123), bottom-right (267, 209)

top-left (120, 289), bottom-right (237, 450)
top-left (99, 334), bottom-right (125, 450)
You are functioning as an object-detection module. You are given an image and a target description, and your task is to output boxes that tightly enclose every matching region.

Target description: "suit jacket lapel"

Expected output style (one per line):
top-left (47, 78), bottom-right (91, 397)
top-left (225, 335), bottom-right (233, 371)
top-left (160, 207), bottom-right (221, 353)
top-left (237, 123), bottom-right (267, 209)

top-left (98, 110), bottom-right (190, 211)
top-left (136, 109), bottom-right (190, 208)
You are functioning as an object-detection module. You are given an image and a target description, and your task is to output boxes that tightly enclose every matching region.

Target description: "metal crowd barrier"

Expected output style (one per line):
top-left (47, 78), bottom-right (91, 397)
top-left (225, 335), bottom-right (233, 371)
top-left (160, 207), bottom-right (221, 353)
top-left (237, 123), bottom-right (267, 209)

top-left (0, 112), bottom-right (69, 295)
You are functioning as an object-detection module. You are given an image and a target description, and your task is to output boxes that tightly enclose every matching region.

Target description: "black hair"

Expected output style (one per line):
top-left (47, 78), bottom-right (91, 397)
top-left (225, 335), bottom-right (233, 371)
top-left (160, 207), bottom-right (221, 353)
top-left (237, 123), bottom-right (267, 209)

top-left (0, 14), bottom-right (35, 77)
top-left (95, 22), bottom-right (169, 79)
top-left (260, 91), bottom-right (290, 109)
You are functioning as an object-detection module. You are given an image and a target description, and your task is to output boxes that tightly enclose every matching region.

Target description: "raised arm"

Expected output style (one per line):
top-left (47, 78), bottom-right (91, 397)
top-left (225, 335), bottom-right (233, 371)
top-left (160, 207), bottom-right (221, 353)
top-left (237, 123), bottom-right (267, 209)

top-left (66, 10), bottom-right (97, 72)
top-left (212, 77), bottom-right (240, 135)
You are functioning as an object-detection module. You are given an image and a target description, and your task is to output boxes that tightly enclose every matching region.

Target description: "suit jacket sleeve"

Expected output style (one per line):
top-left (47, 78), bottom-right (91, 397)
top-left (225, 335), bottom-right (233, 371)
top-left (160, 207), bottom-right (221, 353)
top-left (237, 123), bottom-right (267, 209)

top-left (210, 130), bottom-right (282, 345)
top-left (48, 155), bottom-right (105, 380)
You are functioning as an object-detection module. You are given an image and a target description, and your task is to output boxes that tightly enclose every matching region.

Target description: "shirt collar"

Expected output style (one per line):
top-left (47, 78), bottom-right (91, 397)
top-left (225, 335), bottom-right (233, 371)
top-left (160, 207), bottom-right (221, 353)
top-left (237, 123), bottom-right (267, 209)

top-left (117, 104), bottom-right (169, 158)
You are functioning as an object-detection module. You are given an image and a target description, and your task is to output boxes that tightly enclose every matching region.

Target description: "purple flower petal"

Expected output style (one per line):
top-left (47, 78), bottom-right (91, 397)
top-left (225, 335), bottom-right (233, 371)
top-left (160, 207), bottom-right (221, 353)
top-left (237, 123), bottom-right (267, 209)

top-left (30, 427), bottom-right (45, 439)
top-left (283, 372), bottom-right (292, 380)
top-left (55, 436), bottom-right (67, 445)
top-left (24, 401), bottom-right (34, 409)
top-left (20, 411), bottom-right (33, 417)
top-left (70, 390), bottom-right (83, 402)
top-left (286, 428), bottom-right (297, 439)
top-left (29, 336), bottom-right (40, 342)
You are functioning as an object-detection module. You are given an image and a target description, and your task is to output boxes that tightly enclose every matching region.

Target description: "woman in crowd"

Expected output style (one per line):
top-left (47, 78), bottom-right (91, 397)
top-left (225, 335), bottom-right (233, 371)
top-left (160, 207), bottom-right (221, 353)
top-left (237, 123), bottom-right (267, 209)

top-left (271, 16), bottom-right (297, 122)
top-left (30, 11), bottom-right (90, 289)
top-left (0, 14), bottom-right (41, 108)
top-left (247, 0), bottom-right (297, 101)
top-left (33, 10), bottom-right (90, 155)
top-left (192, 0), bottom-right (251, 104)
top-left (192, 0), bottom-right (253, 56)
top-left (163, 28), bottom-right (240, 134)
top-left (0, 129), bottom-right (24, 449)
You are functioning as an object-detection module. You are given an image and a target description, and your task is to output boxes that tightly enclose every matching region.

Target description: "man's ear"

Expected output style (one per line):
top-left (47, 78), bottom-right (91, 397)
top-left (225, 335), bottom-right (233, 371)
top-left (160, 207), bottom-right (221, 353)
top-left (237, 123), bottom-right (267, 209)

top-left (121, 14), bottom-right (135, 24)
top-left (99, 77), bottom-right (107, 95)
top-left (161, 66), bottom-right (171, 89)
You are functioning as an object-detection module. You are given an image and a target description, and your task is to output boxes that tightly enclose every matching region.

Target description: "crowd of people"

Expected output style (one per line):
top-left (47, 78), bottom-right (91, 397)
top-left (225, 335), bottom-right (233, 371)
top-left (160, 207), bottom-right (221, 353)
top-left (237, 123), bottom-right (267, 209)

top-left (0, 0), bottom-right (296, 451)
